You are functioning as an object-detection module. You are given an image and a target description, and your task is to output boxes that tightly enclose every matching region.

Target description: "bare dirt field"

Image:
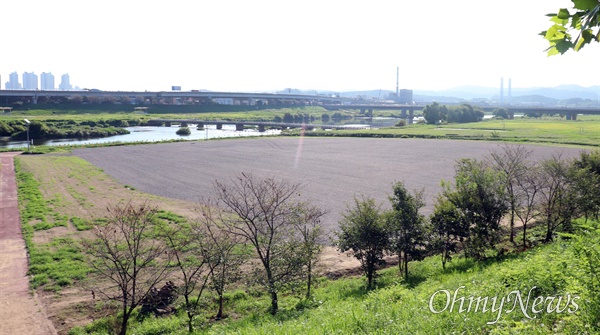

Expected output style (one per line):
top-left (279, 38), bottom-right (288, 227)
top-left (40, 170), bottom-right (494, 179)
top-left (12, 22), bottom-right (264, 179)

top-left (74, 137), bottom-right (585, 233)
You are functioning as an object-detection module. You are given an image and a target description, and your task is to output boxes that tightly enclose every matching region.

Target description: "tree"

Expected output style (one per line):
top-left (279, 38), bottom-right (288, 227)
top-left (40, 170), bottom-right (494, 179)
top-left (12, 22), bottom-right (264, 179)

top-left (541, 0), bottom-right (600, 55)
top-left (492, 108), bottom-right (513, 119)
top-left (196, 204), bottom-right (249, 320)
top-left (423, 102), bottom-right (448, 124)
top-left (429, 196), bottom-right (467, 270)
top-left (212, 173), bottom-right (308, 315)
top-left (290, 203), bottom-right (325, 299)
top-left (538, 155), bottom-right (579, 242)
top-left (447, 104), bottom-right (484, 123)
top-left (336, 197), bottom-right (388, 289)
top-left (489, 145), bottom-right (533, 243)
top-left (160, 221), bottom-right (212, 333)
top-left (442, 159), bottom-right (508, 259)
top-left (573, 150), bottom-right (600, 221)
top-left (513, 166), bottom-right (543, 248)
top-left (385, 182), bottom-right (427, 280)
top-left (81, 202), bottom-right (171, 335)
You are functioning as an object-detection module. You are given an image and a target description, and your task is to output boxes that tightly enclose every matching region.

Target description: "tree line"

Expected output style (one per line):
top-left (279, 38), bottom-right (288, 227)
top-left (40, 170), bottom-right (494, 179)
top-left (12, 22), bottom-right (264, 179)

top-left (81, 147), bottom-right (600, 334)
top-left (337, 146), bottom-right (600, 289)
top-left (422, 102), bottom-right (485, 124)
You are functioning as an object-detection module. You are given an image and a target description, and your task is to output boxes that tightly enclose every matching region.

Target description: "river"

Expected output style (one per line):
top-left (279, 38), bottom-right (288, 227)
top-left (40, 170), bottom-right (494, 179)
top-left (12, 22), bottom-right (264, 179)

top-left (0, 124), bottom-right (281, 149)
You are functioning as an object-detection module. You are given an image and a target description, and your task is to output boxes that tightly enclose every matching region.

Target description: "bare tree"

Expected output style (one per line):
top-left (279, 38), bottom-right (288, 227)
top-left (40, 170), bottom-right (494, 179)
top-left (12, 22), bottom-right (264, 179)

top-left (489, 144), bottom-right (533, 243)
top-left (212, 173), bottom-right (307, 315)
top-left (196, 203), bottom-right (249, 320)
top-left (81, 202), bottom-right (171, 335)
top-left (160, 222), bottom-right (211, 333)
top-left (514, 165), bottom-right (543, 248)
top-left (538, 155), bottom-right (578, 242)
top-left (290, 203), bottom-right (326, 299)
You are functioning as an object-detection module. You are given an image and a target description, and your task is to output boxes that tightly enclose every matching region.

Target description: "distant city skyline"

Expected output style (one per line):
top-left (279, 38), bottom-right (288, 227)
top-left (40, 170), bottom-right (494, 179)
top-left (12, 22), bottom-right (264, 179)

top-left (2, 1), bottom-right (599, 92)
top-left (3, 71), bottom-right (74, 91)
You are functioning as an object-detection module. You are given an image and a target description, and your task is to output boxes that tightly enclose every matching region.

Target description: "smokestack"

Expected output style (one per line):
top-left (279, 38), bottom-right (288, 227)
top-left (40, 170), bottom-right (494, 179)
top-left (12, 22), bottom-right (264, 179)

top-left (500, 77), bottom-right (504, 105)
top-left (508, 78), bottom-right (512, 103)
top-left (396, 66), bottom-right (399, 97)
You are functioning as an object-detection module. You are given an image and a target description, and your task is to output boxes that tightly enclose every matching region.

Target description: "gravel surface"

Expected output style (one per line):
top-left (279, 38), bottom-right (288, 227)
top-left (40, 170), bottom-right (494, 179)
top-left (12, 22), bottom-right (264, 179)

top-left (74, 137), bottom-right (584, 233)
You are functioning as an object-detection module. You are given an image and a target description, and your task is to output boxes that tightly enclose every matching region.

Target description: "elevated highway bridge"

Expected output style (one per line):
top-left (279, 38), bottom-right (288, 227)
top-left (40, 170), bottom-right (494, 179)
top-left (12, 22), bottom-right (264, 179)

top-left (1, 89), bottom-right (598, 120)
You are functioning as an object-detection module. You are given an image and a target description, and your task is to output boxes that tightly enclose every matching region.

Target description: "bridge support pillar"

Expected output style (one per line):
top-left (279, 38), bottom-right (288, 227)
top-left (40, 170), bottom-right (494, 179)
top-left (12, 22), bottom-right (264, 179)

top-left (235, 123), bottom-right (244, 131)
top-left (408, 110), bottom-right (414, 125)
top-left (360, 108), bottom-right (366, 114)
top-left (181, 122), bottom-right (188, 127)
top-left (368, 109), bottom-right (373, 116)
top-left (165, 122), bottom-right (172, 127)
top-left (258, 125), bottom-right (266, 132)
top-left (197, 122), bottom-right (204, 129)
top-left (216, 123), bottom-right (222, 130)
top-left (571, 113), bottom-right (577, 120)
top-left (400, 109), bottom-right (407, 118)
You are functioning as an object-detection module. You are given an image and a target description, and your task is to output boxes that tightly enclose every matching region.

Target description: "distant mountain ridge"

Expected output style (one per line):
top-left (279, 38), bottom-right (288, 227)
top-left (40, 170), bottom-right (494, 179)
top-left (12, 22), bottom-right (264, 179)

top-left (278, 85), bottom-right (599, 106)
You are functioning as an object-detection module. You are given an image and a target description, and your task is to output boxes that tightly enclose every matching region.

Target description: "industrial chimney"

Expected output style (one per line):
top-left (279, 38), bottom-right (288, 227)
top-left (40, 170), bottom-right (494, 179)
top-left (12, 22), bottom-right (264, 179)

top-left (508, 78), bottom-right (512, 104)
top-left (396, 66), bottom-right (399, 98)
top-left (500, 77), bottom-right (504, 105)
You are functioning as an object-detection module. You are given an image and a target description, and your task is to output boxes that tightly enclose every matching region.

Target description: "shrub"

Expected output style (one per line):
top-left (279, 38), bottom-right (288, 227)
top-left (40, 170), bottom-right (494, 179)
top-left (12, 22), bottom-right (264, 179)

top-left (176, 127), bottom-right (191, 136)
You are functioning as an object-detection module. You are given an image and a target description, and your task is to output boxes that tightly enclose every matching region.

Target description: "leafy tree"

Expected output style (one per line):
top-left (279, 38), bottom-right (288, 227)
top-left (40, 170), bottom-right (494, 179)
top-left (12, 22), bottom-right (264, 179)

top-left (429, 196), bottom-right (466, 270)
top-left (321, 113), bottom-right (330, 123)
top-left (447, 104), bottom-right (485, 123)
top-left (442, 159), bottom-right (508, 259)
top-left (385, 182), bottom-right (427, 280)
top-left (489, 145), bottom-right (533, 243)
top-left (541, 0), bottom-right (600, 55)
top-left (81, 202), bottom-right (171, 335)
top-left (492, 108), bottom-right (513, 119)
top-left (573, 150), bottom-right (600, 221)
top-left (212, 173), bottom-right (308, 315)
top-left (422, 102), bottom-right (448, 124)
top-left (336, 197), bottom-right (388, 289)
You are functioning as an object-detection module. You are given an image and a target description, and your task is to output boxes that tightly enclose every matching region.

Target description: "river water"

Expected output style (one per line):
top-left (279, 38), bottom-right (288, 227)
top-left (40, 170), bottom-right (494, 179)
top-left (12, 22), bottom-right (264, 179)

top-left (0, 124), bottom-right (282, 149)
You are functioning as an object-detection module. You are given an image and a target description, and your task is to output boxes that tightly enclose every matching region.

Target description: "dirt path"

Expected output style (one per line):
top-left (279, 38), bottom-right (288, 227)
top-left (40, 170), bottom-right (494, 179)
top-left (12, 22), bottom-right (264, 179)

top-left (0, 152), bottom-right (56, 335)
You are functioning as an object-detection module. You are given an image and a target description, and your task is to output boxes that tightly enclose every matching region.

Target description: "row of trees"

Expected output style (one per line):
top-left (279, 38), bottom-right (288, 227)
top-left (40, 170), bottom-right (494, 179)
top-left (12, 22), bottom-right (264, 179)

top-left (337, 146), bottom-right (600, 288)
top-left (422, 102), bottom-right (485, 124)
top-left (82, 174), bottom-right (325, 335)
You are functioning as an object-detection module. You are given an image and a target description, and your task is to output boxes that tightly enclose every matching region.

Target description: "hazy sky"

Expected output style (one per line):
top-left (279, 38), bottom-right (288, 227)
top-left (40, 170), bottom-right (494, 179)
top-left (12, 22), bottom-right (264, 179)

top-left (2, 0), bottom-right (599, 92)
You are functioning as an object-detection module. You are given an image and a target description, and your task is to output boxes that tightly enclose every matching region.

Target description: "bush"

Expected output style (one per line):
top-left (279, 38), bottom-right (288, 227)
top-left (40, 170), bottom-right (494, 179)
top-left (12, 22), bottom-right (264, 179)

top-left (176, 127), bottom-right (191, 136)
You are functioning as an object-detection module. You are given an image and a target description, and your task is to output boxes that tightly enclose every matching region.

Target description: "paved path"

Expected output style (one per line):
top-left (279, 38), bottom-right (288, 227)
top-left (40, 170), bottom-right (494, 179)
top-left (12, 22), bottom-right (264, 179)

top-left (0, 152), bottom-right (56, 335)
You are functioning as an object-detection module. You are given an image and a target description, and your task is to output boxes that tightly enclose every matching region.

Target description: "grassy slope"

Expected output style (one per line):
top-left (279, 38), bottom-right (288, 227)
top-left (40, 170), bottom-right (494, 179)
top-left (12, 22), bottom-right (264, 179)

top-left (68, 225), bottom-right (598, 335)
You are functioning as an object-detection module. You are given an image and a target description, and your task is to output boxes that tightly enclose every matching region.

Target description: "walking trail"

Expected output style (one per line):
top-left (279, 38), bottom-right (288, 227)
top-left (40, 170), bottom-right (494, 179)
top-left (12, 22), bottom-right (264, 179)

top-left (0, 152), bottom-right (56, 335)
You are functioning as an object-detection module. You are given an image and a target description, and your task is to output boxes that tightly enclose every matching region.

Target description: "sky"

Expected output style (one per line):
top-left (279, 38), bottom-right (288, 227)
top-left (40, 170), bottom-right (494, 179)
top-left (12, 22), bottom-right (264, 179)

top-left (2, 0), bottom-right (599, 92)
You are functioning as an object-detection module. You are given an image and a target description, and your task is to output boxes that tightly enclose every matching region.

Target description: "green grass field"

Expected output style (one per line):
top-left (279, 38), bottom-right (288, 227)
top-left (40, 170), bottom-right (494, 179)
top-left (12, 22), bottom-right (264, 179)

top-left (296, 115), bottom-right (600, 148)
